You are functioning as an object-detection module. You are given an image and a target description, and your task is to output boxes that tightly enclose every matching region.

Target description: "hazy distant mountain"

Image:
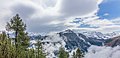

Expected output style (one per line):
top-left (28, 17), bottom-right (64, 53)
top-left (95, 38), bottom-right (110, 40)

top-left (105, 36), bottom-right (120, 47)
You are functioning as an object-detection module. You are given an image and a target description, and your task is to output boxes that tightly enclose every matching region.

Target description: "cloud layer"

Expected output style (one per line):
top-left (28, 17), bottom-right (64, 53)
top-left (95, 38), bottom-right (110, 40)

top-left (1, 0), bottom-right (120, 34)
top-left (85, 46), bottom-right (120, 58)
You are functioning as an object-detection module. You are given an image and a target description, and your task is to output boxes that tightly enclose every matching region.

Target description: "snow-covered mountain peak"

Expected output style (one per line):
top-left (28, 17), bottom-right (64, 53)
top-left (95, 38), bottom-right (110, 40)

top-left (61, 29), bottom-right (74, 34)
top-left (80, 31), bottom-right (120, 39)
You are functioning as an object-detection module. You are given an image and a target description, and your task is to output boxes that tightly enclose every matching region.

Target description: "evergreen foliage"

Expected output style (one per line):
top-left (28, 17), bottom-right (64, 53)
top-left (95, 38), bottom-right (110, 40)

top-left (35, 38), bottom-right (46, 58)
top-left (6, 14), bottom-right (29, 49)
top-left (0, 14), bottom-right (85, 58)
top-left (58, 47), bottom-right (69, 58)
top-left (72, 48), bottom-right (84, 58)
top-left (0, 14), bottom-right (46, 58)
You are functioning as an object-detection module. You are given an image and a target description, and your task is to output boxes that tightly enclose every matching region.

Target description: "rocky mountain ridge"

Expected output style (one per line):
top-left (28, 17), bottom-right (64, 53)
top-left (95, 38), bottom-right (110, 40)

top-left (29, 30), bottom-right (120, 58)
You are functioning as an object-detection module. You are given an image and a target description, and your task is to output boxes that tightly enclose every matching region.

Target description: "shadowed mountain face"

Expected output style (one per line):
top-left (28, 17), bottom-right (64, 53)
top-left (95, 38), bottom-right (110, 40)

top-left (29, 30), bottom-right (120, 57)
top-left (105, 36), bottom-right (120, 47)
top-left (58, 30), bottom-right (105, 51)
top-left (30, 30), bottom-right (106, 52)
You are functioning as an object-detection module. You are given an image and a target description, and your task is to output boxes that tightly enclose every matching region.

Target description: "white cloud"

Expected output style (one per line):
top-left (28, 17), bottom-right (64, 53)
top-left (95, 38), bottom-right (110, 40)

top-left (67, 16), bottom-right (120, 33)
top-left (84, 45), bottom-right (120, 58)
top-left (111, 17), bottom-right (120, 25)
top-left (60, 0), bottom-right (103, 17)
top-left (103, 13), bottom-right (109, 16)
top-left (83, 17), bottom-right (113, 27)
top-left (0, 0), bottom-right (104, 33)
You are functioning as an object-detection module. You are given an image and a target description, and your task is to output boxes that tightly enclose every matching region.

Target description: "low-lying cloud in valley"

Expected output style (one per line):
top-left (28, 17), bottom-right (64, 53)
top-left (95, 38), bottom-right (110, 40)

top-left (85, 45), bottom-right (120, 58)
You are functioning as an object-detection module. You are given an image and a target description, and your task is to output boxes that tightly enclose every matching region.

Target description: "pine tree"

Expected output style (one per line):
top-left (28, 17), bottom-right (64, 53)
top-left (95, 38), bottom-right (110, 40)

top-left (6, 14), bottom-right (29, 48)
top-left (0, 32), bottom-right (16, 58)
top-left (35, 36), bottom-right (46, 58)
top-left (75, 48), bottom-right (84, 58)
top-left (0, 32), bottom-right (8, 58)
top-left (73, 52), bottom-right (76, 58)
top-left (6, 14), bottom-right (30, 58)
top-left (58, 47), bottom-right (69, 58)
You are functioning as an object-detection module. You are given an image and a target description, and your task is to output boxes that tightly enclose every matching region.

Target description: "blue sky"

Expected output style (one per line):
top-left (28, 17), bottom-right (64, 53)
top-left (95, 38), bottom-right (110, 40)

top-left (98, 0), bottom-right (120, 19)
top-left (72, 0), bottom-right (120, 33)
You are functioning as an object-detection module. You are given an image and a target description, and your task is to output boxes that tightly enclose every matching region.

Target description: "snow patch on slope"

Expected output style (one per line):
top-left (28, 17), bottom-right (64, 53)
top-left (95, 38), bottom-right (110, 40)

top-left (42, 34), bottom-right (66, 58)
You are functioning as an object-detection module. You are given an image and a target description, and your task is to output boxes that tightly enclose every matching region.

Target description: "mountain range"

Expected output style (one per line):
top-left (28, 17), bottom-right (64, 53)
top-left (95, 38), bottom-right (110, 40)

top-left (29, 29), bottom-right (120, 58)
